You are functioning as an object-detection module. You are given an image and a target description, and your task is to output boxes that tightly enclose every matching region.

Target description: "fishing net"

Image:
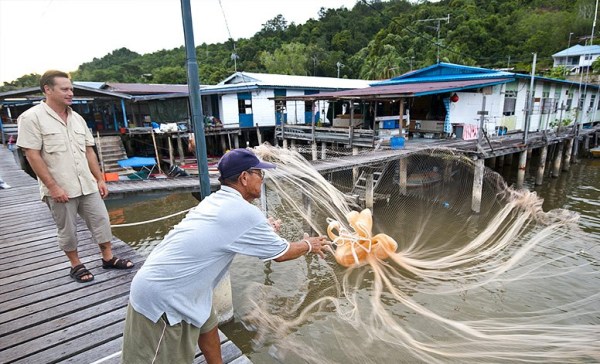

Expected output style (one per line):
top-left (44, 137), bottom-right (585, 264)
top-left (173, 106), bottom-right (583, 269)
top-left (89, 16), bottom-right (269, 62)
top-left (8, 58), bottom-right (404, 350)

top-left (237, 143), bottom-right (599, 364)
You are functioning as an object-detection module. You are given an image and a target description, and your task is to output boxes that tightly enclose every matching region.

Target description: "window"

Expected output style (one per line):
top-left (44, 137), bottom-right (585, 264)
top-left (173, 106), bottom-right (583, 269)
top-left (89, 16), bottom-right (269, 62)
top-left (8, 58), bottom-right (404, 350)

top-left (503, 90), bottom-right (517, 116)
top-left (541, 91), bottom-right (552, 114)
top-left (237, 93), bottom-right (252, 115)
top-left (589, 94), bottom-right (596, 110)
top-left (578, 93), bottom-right (586, 111)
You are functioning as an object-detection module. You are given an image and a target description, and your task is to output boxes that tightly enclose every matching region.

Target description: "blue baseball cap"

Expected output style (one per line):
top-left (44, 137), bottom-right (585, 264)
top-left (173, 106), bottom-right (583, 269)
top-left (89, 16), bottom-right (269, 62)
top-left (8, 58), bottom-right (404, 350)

top-left (217, 148), bottom-right (276, 179)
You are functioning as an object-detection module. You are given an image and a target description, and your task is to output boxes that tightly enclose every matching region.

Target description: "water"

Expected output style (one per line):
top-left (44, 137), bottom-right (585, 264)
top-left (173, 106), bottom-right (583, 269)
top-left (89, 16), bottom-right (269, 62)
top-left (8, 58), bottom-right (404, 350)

top-left (105, 157), bottom-right (600, 363)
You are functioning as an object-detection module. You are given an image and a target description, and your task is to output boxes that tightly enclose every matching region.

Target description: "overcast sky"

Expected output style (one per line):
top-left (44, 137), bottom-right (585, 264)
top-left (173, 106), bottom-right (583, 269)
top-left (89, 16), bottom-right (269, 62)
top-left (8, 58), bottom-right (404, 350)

top-left (0, 0), bottom-right (360, 83)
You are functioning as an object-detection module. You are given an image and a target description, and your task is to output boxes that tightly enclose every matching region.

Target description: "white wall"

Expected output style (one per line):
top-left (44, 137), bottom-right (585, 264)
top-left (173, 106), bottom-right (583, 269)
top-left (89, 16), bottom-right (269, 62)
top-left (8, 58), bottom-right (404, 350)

top-left (221, 94), bottom-right (239, 128)
top-left (252, 89), bottom-right (276, 127)
top-left (448, 86), bottom-right (504, 129)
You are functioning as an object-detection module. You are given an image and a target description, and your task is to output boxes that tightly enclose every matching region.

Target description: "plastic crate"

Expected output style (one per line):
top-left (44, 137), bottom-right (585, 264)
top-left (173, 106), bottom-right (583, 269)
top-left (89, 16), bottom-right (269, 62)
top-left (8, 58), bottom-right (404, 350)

top-left (381, 119), bottom-right (399, 129)
top-left (390, 136), bottom-right (405, 149)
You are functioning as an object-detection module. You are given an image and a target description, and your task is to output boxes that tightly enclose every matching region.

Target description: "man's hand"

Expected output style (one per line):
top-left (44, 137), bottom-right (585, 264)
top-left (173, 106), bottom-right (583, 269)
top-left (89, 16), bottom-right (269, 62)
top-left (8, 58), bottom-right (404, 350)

top-left (98, 180), bottom-right (109, 199)
top-left (268, 217), bottom-right (282, 232)
top-left (303, 233), bottom-right (331, 259)
top-left (49, 185), bottom-right (69, 203)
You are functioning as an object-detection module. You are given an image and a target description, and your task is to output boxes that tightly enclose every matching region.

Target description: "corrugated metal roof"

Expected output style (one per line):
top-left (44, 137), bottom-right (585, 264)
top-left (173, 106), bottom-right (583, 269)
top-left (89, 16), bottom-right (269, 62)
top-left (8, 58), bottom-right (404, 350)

top-left (280, 78), bottom-right (513, 101)
top-left (372, 62), bottom-right (513, 86)
top-left (0, 84), bottom-right (132, 100)
top-left (553, 45), bottom-right (600, 57)
top-left (102, 83), bottom-right (190, 95)
top-left (219, 72), bottom-right (371, 89)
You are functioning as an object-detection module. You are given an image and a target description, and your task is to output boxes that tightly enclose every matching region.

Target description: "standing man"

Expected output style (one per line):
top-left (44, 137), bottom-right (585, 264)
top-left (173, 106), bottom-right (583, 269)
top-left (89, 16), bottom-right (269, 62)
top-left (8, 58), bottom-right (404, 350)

top-left (17, 70), bottom-right (133, 283)
top-left (121, 148), bottom-right (329, 364)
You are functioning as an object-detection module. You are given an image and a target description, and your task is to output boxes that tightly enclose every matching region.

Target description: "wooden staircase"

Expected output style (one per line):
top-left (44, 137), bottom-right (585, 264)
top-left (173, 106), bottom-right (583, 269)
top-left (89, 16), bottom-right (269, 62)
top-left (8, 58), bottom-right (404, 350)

top-left (94, 135), bottom-right (133, 174)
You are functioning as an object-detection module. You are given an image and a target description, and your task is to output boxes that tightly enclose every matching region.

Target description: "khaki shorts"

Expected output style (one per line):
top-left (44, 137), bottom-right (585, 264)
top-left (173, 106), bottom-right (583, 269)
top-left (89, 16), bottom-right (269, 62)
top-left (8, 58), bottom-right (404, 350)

top-left (121, 303), bottom-right (218, 364)
top-left (44, 192), bottom-right (112, 251)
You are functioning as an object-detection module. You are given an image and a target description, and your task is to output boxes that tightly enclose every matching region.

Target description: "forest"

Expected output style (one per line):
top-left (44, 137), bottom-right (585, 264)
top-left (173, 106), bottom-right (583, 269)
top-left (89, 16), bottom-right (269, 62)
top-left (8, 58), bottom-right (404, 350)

top-left (1, 0), bottom-right (598, 91)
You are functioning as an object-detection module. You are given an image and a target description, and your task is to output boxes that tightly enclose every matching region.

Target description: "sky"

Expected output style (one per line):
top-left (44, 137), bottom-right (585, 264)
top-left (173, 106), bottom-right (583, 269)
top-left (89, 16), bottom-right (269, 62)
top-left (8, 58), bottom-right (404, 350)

top-left (0, 0), bottom-right (360, 83)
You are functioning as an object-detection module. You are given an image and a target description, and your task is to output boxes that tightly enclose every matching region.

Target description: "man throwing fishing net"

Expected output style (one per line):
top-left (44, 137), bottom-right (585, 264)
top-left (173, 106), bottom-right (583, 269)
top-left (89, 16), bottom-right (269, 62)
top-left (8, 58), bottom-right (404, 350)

top-left (121, 148), bottom-right (329, 364)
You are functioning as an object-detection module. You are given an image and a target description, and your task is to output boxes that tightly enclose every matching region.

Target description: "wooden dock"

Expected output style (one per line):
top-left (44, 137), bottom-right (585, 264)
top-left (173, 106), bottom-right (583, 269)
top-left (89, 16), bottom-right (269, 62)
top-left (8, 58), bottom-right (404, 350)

top-left (0, 147), bottom-right (250, 364)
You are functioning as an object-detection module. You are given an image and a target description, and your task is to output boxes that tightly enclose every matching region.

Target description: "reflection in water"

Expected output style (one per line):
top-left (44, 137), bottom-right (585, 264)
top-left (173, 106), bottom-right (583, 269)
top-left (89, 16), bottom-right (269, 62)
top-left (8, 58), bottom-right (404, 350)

top-left (107, 148), bottom-right (600, 364)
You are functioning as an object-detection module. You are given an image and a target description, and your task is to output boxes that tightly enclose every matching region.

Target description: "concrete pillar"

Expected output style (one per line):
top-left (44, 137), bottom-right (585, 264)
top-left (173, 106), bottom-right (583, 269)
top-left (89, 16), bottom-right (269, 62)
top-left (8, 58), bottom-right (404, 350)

top-left (283, 139), bottom-right (288, 149)
top-left (291, 139), bottom-right (297, 152)
top-left (535, 145), bottom-right (548, 186)
top-left (563, 138), bottom-right (573, 171)
top-left (517, 150), bottom-right (527, 188)
top-left (471, 158), bottom-right (484, 213)
top-left (584, 135), bottom-right (590, 154)
top-left (365, 172), bottom-right (374, 209)
top-left (321, 142), bottom-right (327, 160)
top-left (399, 158), bottom-right (407, 195)
top-left (233, 134), bottom-right (240, 149)
top-left (551, 142), bottom-right (563, 177)
top-left (311, 142), bottom-right (318, 161)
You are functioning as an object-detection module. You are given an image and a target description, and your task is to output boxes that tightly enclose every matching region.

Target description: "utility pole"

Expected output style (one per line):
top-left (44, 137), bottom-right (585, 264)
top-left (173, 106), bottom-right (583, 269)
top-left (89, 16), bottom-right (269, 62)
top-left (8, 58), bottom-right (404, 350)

top-left (181, 0), bottom-right (211, 199)
top-left (417, 14), bottom-right (450, 63)
top-left (523, 52), bottom-right (537, 144)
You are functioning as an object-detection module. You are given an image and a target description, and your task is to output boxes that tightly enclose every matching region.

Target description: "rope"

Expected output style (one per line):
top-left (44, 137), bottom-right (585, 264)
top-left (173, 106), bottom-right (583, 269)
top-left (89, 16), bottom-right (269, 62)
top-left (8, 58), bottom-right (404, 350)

top-left (110, 208), bottom-right (192, 228)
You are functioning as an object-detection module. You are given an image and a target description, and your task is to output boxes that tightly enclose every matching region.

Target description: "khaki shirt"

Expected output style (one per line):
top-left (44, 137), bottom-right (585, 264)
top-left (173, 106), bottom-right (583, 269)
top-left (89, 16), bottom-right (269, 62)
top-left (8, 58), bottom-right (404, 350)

top-left (16, 101), bottom-right (98, 199)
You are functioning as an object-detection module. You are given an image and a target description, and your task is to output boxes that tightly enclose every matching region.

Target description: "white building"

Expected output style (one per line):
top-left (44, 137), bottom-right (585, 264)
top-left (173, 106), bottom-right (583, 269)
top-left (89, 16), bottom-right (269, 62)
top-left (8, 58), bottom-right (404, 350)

top-left (199, 72), bottom-right (370, 128)
top-left (552, 45), bottom-right (600, 75)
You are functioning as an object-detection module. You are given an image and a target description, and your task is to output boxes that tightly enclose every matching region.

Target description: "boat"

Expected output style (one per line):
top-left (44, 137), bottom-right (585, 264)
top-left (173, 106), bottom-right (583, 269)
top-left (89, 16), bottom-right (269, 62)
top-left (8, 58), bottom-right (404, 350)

top-left (591, 147), bottom-right (600, 158)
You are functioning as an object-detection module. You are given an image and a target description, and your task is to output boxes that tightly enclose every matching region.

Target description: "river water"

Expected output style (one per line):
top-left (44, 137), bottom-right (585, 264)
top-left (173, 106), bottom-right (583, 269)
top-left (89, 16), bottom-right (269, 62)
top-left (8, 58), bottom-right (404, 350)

top-left (105, 156), bottom-right (600, 363)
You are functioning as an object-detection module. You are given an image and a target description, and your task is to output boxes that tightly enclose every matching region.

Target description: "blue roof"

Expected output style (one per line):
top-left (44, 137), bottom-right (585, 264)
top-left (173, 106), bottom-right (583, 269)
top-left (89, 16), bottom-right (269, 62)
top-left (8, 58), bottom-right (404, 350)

top-left (371, 62), bottom-right (514, 86)
top-left (553, 45), bottom-right (600, 57)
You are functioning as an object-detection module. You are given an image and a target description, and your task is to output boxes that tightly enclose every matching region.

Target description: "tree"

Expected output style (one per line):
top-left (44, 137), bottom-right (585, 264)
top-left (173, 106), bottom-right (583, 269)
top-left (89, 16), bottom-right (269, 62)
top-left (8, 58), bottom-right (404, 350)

top-left (259, 42), bottom-right (309, 75)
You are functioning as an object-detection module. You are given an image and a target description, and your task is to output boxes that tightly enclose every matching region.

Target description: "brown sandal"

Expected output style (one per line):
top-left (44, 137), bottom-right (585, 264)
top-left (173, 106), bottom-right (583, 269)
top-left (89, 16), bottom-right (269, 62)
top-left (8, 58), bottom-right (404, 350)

top-left (102, 256), bottom-right (134, 269)
top-left (70, 264), bottom-right (94, 283)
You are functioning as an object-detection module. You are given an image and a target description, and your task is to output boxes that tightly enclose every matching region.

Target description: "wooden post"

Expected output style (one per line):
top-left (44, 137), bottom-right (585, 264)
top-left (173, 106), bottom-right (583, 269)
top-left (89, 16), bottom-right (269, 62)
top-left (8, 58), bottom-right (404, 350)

top-left (151, 130), bottom-right (163, 174)
top-left (487, 157), bottom-right (497, 170)
top-left (349, 105), bottom-right (354, 148)
top-left (517, 150), bottom-right (527, 188)
top-left (96, 132), bottom-right (105, 175)
top-left (551, 142), bottom-right (563, 177)
top-left (399, 98), bottom-right (405, 138)
top-left (563, 138), bottom-right (573, 171)
top-left (584, 135), bottom-right (590, 154)
top-left (504, 153), bottom-right (513, 166)
top-left (302, 192), bottom-right (314, 235)
top-left (365, 171), bottom-right (374, 209)
top-left (311, 142), bottom-right (318, 161)
top-left (282, 139), bottom-right (288, 149)
top-left (497, 155), bottom-right (505, 170)
top-left (321, 142), bottom-right (327, 160)
top-left (352, 147), bottom-right (359, 185)
top-left (256, 125), bottom-right (262, 145)
top-left (220, 135), bottom-right (227, 154)
top-left (535, 145), bottom-right (548, 185)
top-left (167, 135), bottom-right (175, 166)
top-left (399, 158), bottom-right (407, 195)
top-left (471, 158), bottom-right (484, 213)
top-left (176, 135), bottom-right (185, 164)
top-left (291, 139), bottom-right (297, 152)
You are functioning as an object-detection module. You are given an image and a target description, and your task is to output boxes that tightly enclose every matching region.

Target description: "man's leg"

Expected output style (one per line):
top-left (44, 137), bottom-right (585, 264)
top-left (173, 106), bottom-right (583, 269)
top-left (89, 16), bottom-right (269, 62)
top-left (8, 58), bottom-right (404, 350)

top-left (46, 196), bottom-right (93, 281)
top-left (198, 326), bottom-right (223, 364)
top-left (79, 192), bottom-right (133, 268)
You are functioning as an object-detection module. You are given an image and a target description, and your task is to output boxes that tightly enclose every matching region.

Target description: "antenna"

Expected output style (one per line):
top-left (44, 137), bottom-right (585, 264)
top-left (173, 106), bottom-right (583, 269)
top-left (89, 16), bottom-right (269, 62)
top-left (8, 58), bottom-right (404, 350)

top-left (416, 14), bottom-right (450, 63)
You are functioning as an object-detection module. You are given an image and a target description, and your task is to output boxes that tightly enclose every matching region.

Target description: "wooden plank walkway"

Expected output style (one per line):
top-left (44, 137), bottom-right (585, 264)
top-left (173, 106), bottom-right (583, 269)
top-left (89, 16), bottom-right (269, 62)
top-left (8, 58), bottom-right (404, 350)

top-left (0, 147), bottom-right (250, 364)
